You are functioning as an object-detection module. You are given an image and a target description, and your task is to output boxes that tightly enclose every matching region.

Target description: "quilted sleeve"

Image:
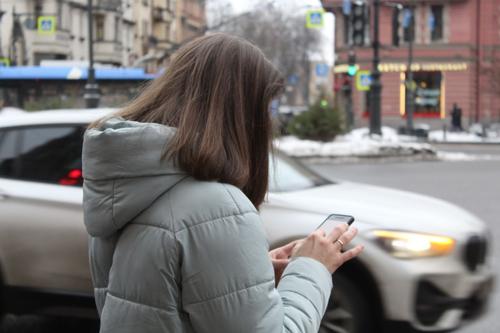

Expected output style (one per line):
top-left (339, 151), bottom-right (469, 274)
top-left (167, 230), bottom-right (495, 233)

top-left (177, 210), bottom-right (333, 333)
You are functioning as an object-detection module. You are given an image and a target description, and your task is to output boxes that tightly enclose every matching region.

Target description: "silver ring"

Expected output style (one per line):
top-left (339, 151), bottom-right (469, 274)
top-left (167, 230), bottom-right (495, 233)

top-left (335, 239), bottom-right (345, 247)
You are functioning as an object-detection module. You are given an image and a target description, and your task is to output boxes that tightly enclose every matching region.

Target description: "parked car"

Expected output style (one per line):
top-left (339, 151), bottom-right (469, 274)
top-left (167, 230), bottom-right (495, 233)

top-left (0, 109), bottom-right (495, 333)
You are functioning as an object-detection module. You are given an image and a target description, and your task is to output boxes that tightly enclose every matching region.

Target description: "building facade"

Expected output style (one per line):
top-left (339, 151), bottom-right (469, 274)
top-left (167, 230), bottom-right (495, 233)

top-left (322, 0), bottom-right (500, 128)
top-left (0, 0), bottom-right (205, 70)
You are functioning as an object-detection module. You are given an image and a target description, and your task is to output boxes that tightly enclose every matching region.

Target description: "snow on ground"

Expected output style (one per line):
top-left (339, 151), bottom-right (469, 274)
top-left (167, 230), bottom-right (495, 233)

top-left (276, 126), bottom-right (500, 160)
top-left (429, 129), bottom-right (500, 143)
top-left (436, 152), bottom-right (500, 162)
top-left (275, 127), bottom-right (436, 158)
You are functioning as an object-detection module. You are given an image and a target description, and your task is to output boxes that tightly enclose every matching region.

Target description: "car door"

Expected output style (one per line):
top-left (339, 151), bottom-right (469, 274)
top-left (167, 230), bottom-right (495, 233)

top-left (0, 124), bottom-right (92, 294)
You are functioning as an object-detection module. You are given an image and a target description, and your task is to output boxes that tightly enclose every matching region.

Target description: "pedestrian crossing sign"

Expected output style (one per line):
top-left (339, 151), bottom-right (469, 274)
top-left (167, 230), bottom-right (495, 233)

top-left (37, 16), bottom-right (56, 34)
top-left (306, 9), bottom-right (324, 29)
top-left (356, 70), bottom-right (372, 91)
top-left (0, 58), bottom-right (10, 67)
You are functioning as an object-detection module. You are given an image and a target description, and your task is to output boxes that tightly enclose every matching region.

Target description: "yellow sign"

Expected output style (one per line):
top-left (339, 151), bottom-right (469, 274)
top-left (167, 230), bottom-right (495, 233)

top-left (306, 9), bottom-right (324, 29)
top-left (0, 58), bottom-right (10, 67)
top-left (38, 16), bottom-right (57, 34)
top-left (356, 70), bottom-right (371, 91)
top-left (335, 62), bottom-right (468, 73)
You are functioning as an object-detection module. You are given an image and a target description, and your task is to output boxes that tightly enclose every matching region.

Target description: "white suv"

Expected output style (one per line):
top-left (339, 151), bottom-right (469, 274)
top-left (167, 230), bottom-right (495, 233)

top-left (0, 109), bottom-right (495, 333)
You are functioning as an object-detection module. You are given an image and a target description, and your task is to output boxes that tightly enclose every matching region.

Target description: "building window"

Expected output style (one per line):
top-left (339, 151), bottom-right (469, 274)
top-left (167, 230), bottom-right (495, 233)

top-left (392, 7), bottom-right (400, 46)
top-left (34, 0), bottom-right (43, 28)
top-left (114, 16), bottom-right (121, 42)
top-left (95, 14), bottom-right (105, 41)
top-left (403, 7), bottom-right (415, 43)
top-left (412, 72), bottom-right (442, 117)
top-left (430, 5), bottom-right (444, 41)
top-left (57, 0), bottom-right (64, 30)
top-left (343, 14), bottom-right (350, 46)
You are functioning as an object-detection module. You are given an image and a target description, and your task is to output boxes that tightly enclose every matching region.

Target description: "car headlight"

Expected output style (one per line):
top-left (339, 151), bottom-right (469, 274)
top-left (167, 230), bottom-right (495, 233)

top-left (372, 230), bottom-right (455, 258)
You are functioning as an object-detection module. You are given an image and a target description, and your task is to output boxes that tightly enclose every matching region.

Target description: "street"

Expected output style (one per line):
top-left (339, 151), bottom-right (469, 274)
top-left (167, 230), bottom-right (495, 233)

top-left (307, 153), bottom-right (500, 333)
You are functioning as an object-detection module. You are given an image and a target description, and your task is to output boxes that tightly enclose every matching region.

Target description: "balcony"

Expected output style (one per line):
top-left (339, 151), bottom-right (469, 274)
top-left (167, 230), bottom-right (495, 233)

top-left (27, 29), bottom-right (72, 56)
top-left (153, 6), bottom-right (174, 22)
top-left (94, 41), bottom-right (124, 65)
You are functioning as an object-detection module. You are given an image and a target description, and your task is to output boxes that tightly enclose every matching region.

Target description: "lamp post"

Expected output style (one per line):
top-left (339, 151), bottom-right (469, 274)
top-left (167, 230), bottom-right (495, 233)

top-left (84, 0), bottom-right (100, 108)
top-left (405, 6), bottom-right (415, 133)
top-left (0, 9), bottom-right (5, 57)
top-left (370, 0), bottom-right (382, 135)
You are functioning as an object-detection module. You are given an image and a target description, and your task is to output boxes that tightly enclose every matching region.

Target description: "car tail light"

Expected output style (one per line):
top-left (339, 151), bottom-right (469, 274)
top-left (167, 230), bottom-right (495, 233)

top-left (59, 169), bottom-right (83, 186)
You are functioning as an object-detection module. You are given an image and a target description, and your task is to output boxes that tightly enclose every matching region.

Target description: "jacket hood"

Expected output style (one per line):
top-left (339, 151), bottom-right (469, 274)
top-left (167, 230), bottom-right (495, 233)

top-left (82, 117), bottom-right (186, 237)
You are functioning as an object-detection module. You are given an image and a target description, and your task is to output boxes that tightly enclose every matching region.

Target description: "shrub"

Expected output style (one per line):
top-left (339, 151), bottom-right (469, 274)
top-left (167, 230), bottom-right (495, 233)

top-left (286, 99), bottom-right (343, 142)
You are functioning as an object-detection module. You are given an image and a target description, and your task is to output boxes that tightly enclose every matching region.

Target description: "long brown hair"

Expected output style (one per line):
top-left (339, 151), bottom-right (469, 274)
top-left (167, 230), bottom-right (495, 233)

top-left (100, 33), bottom-right (283, 207)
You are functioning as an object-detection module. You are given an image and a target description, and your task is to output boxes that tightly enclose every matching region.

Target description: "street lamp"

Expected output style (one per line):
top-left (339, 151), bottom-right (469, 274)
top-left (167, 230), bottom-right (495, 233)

top-left (402, 5), bottom-right (415, 133)
top-left (370, 0), bottom-right (382, 135)
top-left (84, 0), bottom-right (100, 108)
top-left (0, 10), bottom-right (5, 57)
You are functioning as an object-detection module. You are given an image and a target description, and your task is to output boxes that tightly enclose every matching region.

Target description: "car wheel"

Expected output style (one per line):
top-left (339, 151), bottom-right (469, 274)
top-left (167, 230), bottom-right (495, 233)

top-left (319, 274), bottom-right (375, 333)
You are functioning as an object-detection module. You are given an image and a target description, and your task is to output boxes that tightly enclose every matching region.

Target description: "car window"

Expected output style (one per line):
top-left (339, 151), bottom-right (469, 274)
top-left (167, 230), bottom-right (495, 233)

top-left (14, 126), bottom-right (85, 186)
top-left (0, 130), bottom-right (20, 178)
top-left (269, 154), bottom-right (331, 192)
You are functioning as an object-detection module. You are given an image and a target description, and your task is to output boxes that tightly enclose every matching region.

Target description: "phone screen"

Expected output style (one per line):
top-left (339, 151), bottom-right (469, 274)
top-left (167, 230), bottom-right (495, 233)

top-left (317, 213), bottom-right (355, 235)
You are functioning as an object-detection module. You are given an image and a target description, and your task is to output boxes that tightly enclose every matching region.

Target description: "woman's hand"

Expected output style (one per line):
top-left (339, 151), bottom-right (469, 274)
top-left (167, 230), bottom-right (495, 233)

top-left (269, 240), bottom-right (300, 285)
top-left (292, 223), bottom-right (364, 274)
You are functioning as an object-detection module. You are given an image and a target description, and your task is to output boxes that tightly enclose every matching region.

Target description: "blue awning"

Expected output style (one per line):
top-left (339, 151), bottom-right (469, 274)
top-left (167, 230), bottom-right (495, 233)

top-left (0, 66), bottom-right (157, 80)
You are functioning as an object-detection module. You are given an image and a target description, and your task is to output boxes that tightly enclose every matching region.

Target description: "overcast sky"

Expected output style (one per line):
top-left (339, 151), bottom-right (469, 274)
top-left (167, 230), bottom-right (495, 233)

top-left (208, 0), bottom-right (335, 64)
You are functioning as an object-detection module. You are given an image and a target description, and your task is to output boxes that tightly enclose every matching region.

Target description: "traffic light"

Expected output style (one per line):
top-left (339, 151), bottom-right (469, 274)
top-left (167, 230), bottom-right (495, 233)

top-left (347, 51), bottom-right (357, 77)
top-left (351, 3), bottom-right (366, 46)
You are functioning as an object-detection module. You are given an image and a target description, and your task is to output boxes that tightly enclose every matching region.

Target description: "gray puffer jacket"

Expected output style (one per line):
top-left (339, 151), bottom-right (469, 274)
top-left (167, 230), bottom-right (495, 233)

top-left (82, 118), bottom-right (333, 333)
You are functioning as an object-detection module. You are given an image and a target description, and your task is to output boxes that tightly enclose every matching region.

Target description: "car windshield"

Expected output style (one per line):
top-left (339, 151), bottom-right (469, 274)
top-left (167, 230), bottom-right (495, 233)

top-left (268, 154), bottom-right (331, 192)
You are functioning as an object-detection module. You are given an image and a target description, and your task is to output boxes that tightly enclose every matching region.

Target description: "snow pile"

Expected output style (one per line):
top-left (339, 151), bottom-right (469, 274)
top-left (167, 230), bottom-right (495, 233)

top-left (429, 130), bottom-right (484, 143)
top-left (276, 127), bottom-right (436, 158)
top-left (429, 129), bottom-right (500, 143)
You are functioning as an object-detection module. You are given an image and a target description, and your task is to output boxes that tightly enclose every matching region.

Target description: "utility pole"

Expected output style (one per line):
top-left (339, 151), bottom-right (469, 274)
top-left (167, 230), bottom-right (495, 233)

top-left (405, 5), bottom-right (415, 132)
top-left (370, 0), bottom-right (382, 135)
top-left (0, 2), bottom-right (5, 58)
top-left (84, 0), bottom-right (100, 108)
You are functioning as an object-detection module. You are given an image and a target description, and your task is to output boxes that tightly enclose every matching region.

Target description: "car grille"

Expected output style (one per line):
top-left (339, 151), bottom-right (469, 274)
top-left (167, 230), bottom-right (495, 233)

top-left (463, 235), bottom-right (488, 272)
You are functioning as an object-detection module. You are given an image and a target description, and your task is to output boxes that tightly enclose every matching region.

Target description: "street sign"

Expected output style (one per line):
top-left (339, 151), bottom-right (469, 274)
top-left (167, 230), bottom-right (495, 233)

top-left (306, 9), bottom-right (324, 29)
top-left (356, 70), bottom-right (372, 91)
top-left (288, 74), bottom-right (299, 86)
top-left (24, 18), bottom-right (37, 30)
top-left (37, 16), bottom-right (56, 34)
top-left (0, 58), bottom-right (10, 67)
top-left (315, 64), bottom-right (329, 77)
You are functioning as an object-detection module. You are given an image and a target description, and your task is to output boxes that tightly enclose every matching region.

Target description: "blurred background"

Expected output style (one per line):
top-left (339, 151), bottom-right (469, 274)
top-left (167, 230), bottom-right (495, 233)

top-left (0, 1), bottom-right (498, 333)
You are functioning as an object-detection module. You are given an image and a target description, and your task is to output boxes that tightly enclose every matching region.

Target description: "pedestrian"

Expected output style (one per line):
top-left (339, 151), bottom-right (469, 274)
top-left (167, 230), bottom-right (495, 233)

top-left (450, 102), bottom-right (463, 131)
top-left (82, 33), bottom-right (363, 333)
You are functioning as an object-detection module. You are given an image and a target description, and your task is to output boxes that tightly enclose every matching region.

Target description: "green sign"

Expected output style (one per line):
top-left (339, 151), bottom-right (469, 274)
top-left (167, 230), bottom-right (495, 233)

top-left (38, 16), bottom-right (56, 34)
top-left (356, 70), bottom-right (372, 91)
top-left (0, 58), bottom-right (10, 67)
top-left (306, 9), bottom-right (324, 29)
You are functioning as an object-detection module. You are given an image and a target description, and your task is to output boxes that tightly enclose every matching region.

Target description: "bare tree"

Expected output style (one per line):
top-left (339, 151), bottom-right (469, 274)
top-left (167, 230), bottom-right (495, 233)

top-left (211, 3), bottom-right (322, 106)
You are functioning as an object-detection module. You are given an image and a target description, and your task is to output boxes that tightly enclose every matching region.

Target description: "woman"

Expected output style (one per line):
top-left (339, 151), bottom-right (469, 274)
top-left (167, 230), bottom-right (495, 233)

top-left (83, 33), bottom-right (363, 333)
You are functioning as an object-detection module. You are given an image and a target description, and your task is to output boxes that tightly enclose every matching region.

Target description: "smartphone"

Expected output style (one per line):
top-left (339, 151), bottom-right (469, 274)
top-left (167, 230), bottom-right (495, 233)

top-left (317, 213), bottom-right (355, 235)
